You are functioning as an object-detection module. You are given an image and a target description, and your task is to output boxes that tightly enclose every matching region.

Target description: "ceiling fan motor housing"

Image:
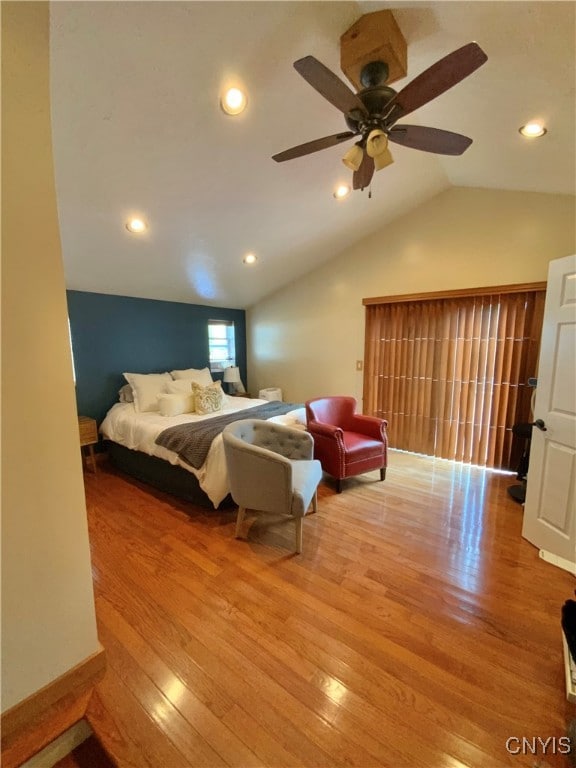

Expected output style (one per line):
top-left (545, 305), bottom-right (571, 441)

top-left (345, 84), bottom-right (397, 135)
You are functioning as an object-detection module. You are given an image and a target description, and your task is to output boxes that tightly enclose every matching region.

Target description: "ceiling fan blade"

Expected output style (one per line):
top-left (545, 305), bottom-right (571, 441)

top-left (353, 153), bottom-right (374, 190)
top-left (389, 125), bottom-right (473, 155)
top-left (272, 132), bottom-right (355, 163)
top-left (294, 56), bottom-right (368, 117)
top-left (390, 42), bottom-right (488, 121)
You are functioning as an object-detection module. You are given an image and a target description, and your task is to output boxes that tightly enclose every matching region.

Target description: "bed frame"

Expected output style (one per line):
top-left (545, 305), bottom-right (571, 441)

top-left (105, 441), bottom-right (233, 510)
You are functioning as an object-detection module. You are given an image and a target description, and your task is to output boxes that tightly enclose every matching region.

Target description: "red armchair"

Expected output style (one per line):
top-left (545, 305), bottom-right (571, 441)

top-left (305, 396), bottom-right (388, 493)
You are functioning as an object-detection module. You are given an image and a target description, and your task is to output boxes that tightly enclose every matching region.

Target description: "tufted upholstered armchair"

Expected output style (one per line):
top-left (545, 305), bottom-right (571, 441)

top-left (305, 396), bottom-right (388, 493)
top-left (222, 419), bottom-right (322, 553)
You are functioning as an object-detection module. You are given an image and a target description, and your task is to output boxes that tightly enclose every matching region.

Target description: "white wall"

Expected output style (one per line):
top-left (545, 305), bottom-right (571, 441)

top-left (247, 187), bottom-right (575, 405)
top-left (1, 2), bottom-right (100, 712)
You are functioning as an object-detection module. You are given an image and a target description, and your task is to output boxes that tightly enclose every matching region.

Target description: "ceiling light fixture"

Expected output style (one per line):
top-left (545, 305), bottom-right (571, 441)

top-left (519, 122), bottom-right (547, 138)
top-left (366, 130), bottom-right (395, 171)
top-left (333, 184), bottom-right (351, 200)
top-left (221, 87), bottom-right (247, 116)
top-left (126, 218), bottom-right (147, 233)
top-left (342, 144), bottom-right (363, 171)
top-left (243, 253), bottom-right (257, 265)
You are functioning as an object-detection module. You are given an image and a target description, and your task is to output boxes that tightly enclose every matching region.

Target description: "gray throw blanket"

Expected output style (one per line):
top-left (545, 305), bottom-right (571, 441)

top-left (155, 402), bottom-right (303, 469)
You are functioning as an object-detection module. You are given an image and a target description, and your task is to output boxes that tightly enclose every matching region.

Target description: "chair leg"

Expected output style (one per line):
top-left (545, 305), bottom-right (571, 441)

top-left (235, 506), bottom-right (246, 539)
top-left (336, 478), bottom-right (342, 493)
top-left (295, 517), bottom-right (303, 554)
top-left (298, 492), bottom-right (318, 553)
top-left (380, 467), bottom-right (386, 481)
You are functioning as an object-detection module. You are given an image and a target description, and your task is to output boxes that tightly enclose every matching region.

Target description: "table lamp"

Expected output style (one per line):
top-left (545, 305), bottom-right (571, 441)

top-left (223, 366), bottom-right (241, 394)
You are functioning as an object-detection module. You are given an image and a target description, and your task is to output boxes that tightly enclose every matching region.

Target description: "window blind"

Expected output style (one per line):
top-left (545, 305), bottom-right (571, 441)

top-left (363, 286), bottom-right (546, 470)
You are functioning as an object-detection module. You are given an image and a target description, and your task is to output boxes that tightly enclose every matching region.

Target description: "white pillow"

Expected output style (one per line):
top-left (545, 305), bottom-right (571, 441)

top-left (170, 366), bottom-right (213, 386)
top-left (164, 379), bottom-right (193, 395)
top-left (157, 392), bottom-right (195, 417)
top-left (123, 372), bottom-right (172, 413)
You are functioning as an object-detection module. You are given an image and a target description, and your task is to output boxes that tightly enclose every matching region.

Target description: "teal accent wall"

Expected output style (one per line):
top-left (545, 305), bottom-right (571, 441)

top-left (67, 290), bottom-right (246, 423)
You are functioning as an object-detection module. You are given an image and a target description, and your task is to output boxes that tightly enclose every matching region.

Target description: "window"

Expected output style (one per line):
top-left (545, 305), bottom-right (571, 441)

top-left (208, 320), bottom-right (236, 373)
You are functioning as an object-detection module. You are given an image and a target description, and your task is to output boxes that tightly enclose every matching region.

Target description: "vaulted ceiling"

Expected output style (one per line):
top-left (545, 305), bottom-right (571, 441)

top-left (50, 1), bottom-right (576, 309)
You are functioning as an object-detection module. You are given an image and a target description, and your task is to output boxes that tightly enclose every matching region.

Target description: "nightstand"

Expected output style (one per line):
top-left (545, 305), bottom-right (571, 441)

top-left (78, 415), bottom-right (98, 473)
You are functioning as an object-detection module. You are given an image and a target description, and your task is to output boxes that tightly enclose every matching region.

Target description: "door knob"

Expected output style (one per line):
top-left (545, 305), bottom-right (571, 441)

top-left (532, 419), bottom-right (547, 432)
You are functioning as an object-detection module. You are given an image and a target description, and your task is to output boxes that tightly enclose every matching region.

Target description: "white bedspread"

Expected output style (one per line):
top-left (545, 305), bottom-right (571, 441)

top-left (100, 399), bottom-right (306, 508)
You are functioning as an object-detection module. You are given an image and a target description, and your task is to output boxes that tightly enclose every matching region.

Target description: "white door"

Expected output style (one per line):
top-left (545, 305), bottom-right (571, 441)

top-left (522, 253), bottom-right (576, 567)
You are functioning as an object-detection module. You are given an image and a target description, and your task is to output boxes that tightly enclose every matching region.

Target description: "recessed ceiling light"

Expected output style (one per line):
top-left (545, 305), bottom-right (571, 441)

top-left (519, 122), bottom-right (547, 138)
top-left (243, 253), bottom-right (257, 265)
top-left (333, 184), bottom-right (351, 200)
top-left (126, 218), bottom-right (147, 233)
top-left (221, 87), bottom-right (247, 116)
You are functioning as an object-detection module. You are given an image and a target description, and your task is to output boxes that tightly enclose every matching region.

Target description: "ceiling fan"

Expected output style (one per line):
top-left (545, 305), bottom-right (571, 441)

top-left (272, 42), bottom-right (488, 191)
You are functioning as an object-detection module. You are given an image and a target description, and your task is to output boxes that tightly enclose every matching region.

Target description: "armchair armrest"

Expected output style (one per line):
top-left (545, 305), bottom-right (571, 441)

top-left (307, 420), bottom-right (344, 441)
top-left (347, 414), bottom-right (388, 441)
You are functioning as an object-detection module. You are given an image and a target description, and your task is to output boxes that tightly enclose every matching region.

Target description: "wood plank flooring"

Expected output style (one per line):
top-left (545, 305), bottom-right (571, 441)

top-left (82, 452), bottom-right (575, 767)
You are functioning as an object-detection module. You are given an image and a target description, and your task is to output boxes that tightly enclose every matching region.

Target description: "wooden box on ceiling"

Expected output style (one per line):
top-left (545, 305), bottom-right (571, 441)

top-left (340, 10), bottom-right (407, 89)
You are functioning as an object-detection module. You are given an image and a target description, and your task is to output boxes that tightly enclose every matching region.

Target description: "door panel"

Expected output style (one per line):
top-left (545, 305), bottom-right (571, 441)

top-left (538, 441), bottom-right (575, 531)
top-left (551, 324), bottom-right (575, 414)
top-left (522, 254), bottom-right (576, 565)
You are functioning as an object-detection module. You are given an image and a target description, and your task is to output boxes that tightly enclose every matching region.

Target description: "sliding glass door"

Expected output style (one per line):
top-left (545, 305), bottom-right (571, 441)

top-left (363, 284), bottom-right (546, 470)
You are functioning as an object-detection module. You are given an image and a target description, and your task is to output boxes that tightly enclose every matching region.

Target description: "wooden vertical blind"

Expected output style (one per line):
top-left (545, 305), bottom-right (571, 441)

top-left (363, 285), bottom-right (546, 470)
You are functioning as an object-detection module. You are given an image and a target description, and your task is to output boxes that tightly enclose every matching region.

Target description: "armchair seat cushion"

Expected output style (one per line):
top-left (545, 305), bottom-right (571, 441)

top-left (343, 432), bottom-right (384, 459)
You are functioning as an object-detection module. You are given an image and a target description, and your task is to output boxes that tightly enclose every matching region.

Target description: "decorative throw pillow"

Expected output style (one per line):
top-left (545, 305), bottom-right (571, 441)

top-left (170, 366), bottom-right (213, 387)
top-left (157, 392), bottom-right (195, 417)
top-left (123, 372), bottom-right (172, 413)
top-left (192, 381), bottom-right (225, 415)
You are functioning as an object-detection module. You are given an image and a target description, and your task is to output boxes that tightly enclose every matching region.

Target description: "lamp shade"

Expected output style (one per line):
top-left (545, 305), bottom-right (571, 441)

top-left (374, 147), bottom-right (394, 170)
top-left (223, 366), bottom-right (241, 383)
top-left (342, 144), bottom-right (363, 171)
top-left (366, 129), bottom-right (389, 159)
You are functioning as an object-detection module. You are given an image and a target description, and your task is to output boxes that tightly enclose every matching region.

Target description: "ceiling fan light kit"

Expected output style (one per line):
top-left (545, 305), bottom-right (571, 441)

top-left (366, 129), bottom-right (388, 158)
top-left (342, 143), bottom-right (364, 171)
top-left (373, 148), bottom-right (394, 171)
top-left (272, 9), bottom-right (488, 192)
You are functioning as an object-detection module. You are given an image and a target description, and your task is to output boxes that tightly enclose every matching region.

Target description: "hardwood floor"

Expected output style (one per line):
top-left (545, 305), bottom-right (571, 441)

top-left (82, 452), bottom-right (574, 767)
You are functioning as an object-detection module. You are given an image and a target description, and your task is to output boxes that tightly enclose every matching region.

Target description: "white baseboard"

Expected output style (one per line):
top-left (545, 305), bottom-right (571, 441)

top-left (539, 549), bottom-right (576, 575)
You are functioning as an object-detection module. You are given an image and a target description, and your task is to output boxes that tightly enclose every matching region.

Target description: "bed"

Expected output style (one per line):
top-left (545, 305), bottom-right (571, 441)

top-left (100, 395), bottom-right (306, 509)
